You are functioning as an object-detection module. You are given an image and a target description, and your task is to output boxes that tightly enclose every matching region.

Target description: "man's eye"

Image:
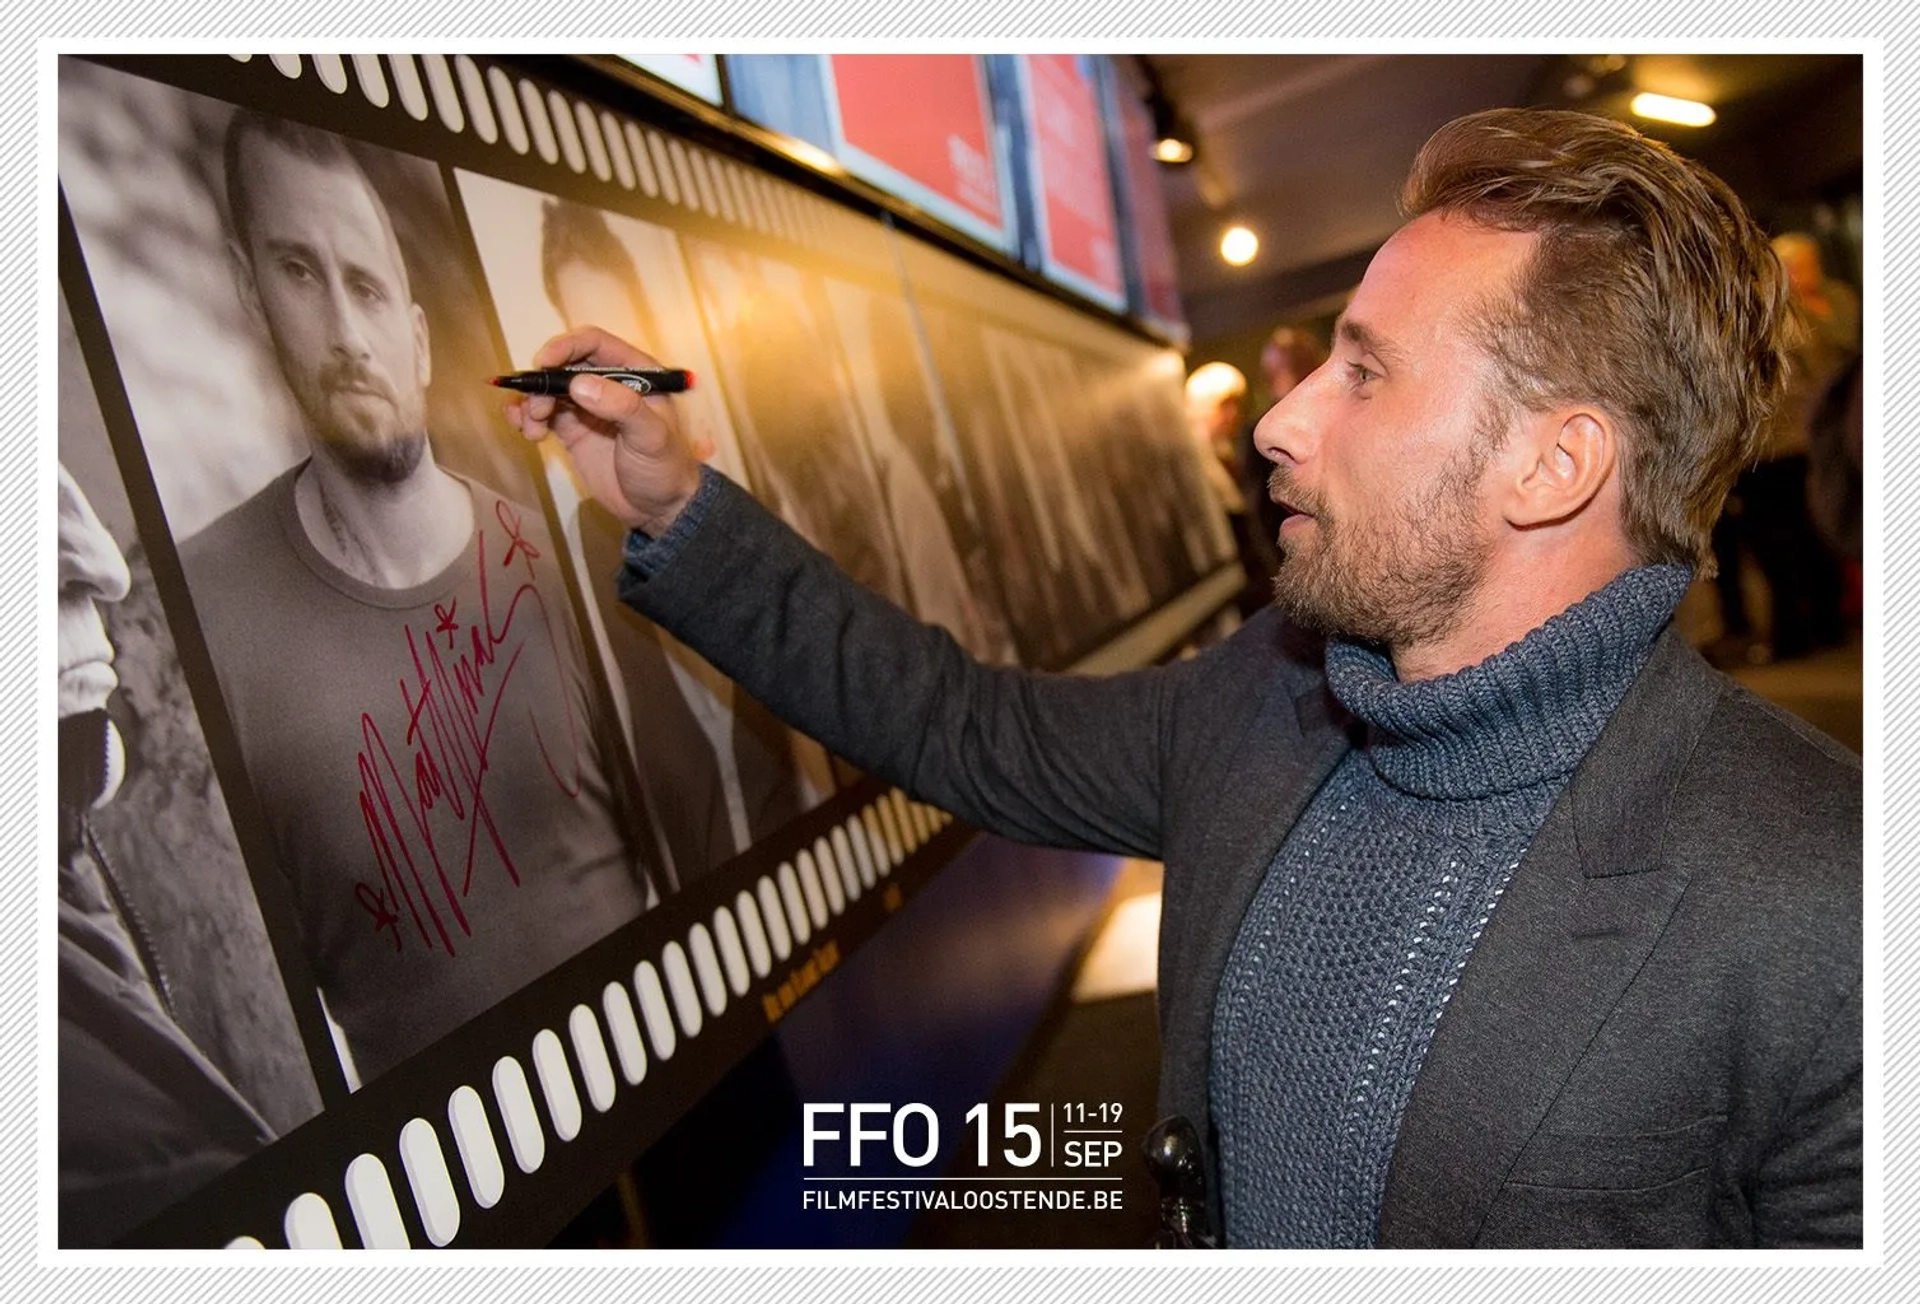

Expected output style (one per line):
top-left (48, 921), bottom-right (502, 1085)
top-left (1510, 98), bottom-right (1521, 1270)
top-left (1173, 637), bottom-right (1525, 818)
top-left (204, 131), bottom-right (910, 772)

top-left (348, 276), bottom-right (387, 305)
top-left (278, 258), bottom-right (317, 284)
top-left (1346, 361), bottom-right (1379, 388)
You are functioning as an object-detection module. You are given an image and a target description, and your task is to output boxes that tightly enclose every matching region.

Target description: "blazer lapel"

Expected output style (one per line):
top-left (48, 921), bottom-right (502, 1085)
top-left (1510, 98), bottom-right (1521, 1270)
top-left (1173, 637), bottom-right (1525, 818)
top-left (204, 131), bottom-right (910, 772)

top-left (1376, 630), bottom-right (1726, 1246)
top-left (1204, 673), bottom-right (1356, 939)
top-left (1156, 640), bottom-right (1354, 1228)
top-left (1173, 629), bottom-right (1357, 1024)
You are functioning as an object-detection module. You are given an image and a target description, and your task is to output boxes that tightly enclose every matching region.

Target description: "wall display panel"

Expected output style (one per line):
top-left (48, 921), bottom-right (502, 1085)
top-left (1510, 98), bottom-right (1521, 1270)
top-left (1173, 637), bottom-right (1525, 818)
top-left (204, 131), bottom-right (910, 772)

top-left (1013, 55), bottom-right (1128, 313)
top-left (612, 54), bottom-right (723, 107)
top-left (464, 161), bottom-right (1020, 670)
top-left (724, 54), bottom-right (837, 152)
top-left (811, 267), bottom-right (1020, 665)
top-left (53, 52), bottom-right (1231, 1248)
top-left (675, 238), bottom-right (1017, 666)
top-left (1112, 77), bottom-right (1188, 340)
top-left (820, 55), bottom-right (1015, 254)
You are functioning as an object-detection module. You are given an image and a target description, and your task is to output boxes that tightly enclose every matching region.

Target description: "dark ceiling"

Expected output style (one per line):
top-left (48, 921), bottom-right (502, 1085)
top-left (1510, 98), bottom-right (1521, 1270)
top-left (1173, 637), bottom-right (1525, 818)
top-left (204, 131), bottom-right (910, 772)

top-left (1144, 53), bottom-right (1864, 349)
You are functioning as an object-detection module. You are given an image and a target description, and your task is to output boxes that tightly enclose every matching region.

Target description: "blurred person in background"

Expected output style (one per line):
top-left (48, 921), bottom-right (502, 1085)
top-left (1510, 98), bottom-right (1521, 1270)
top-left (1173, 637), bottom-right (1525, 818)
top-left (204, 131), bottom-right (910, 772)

top-left (1185, 360), bottom-right (1271, 615)
top-left (1807, 354), bottom-right (1864, 568)
top-left (1185, 360), bottom-right (1250, 516)
top-left (1709, 231), bottom-right (1860, 664)
top-left (1243, 327), bottom-right (1331, 558)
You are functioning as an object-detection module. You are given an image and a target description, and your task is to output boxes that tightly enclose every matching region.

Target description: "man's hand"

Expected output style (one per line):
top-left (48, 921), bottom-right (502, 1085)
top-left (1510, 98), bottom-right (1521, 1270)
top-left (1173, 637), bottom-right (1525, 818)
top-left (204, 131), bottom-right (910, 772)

top-left (502, 326), bottom-right (704, 537)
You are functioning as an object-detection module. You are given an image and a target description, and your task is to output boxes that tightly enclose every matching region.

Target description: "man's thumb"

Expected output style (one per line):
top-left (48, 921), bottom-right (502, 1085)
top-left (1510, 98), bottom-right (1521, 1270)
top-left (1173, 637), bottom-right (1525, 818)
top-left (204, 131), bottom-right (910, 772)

top-left (567, 372), bottom-right (642, 421)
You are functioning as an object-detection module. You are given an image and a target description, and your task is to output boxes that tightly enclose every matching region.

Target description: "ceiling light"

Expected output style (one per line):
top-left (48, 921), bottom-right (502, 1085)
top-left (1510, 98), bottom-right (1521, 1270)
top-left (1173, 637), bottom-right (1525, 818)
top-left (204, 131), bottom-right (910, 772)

top-left (1220, 226), bottom-right (1259, 267)
top-left (1630, 92), bottom-right (1716, 128)
top-left (1149, 90), bottom-right (1196, 166)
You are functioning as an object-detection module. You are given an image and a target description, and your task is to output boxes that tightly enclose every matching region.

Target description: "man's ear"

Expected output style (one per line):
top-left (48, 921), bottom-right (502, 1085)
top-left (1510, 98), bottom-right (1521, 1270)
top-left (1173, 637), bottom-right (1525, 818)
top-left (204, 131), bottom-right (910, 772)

top-left (1502, 408), bottom-right (1618, 529)
top-left (411, 301), bottom-right (432, 391)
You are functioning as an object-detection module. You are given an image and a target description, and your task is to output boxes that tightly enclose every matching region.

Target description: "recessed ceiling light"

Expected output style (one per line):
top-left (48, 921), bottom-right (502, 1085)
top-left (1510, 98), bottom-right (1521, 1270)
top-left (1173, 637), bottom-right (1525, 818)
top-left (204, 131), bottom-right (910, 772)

top-left (1221, 226), bottom-right (1259, 267)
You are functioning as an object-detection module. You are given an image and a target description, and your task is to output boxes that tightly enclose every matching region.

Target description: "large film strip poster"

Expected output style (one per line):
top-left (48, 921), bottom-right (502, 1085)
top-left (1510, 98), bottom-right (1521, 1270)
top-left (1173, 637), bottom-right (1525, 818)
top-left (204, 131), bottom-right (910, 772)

top-left (54, 53), bottom-right (1232, 1249)
top-left (898, 227), bottom-right (1234, 670)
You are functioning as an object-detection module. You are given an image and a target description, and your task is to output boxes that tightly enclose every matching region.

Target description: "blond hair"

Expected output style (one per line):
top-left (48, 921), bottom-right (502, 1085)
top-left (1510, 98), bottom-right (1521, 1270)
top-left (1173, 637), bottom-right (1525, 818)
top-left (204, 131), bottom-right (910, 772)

top-left (1404, 109), bottom-right (1794, 573)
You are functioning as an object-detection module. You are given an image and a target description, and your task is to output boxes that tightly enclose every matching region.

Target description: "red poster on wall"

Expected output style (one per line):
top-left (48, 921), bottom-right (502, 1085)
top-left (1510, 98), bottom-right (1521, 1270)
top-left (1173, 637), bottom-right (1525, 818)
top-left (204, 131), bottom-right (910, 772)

top-left (823, 55), bottom-right (1013, 252)
top-left (1115, 78), bottom-right (1187, 338)
top-left (1018, 54), bottom-right (1125, 312)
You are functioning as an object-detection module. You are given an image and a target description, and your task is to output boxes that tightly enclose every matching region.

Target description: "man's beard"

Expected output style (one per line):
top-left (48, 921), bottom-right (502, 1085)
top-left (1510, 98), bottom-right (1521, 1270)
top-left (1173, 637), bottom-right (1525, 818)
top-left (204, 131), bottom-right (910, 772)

top-left (293, 358), bottom-right (429, 486)
top-left (320, 424), bottom-right (428, 486)
top-left (1267, 452), bottom-right (1493, 650)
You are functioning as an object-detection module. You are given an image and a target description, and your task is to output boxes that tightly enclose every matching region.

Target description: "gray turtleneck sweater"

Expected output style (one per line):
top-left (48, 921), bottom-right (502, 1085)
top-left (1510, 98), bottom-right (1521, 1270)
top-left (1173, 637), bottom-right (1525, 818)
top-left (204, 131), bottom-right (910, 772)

top-left (1209, 564), bottom-right (1693, 1247)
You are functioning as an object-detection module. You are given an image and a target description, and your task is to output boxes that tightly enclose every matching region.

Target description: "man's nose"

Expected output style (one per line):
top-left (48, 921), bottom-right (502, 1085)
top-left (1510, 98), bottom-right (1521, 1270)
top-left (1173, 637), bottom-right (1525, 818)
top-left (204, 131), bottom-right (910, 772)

top-left (57, 472), bottom-right (132, 604)
top-left (322, 278), bottom-right (373, 360)
top-left (1252, 361), bottom-right (1333, 470)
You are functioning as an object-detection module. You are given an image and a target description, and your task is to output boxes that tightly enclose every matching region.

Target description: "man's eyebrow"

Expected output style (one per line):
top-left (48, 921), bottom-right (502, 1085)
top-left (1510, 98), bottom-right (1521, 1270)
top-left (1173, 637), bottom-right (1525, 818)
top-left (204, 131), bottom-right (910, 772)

top-left (1334, 316), bottom-right (1406, 369)
top-left (260, 236), bottom-right (320, 262)
top-left (339, 254), bottom-right (398, 289)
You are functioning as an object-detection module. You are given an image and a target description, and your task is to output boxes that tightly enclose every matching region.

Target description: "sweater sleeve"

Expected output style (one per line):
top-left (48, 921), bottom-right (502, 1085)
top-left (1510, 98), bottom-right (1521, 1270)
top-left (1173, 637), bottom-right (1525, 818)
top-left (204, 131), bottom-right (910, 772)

top-left (615, 467), bottom-right (1197, 859)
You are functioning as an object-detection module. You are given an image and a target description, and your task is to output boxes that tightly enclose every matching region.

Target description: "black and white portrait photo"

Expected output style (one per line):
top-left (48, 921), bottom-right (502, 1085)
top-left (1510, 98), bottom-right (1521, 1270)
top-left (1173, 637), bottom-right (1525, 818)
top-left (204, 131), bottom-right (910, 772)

top-left (58, 58), bottom-right (664, 1090)
top-left (457, 170), bottom-right (841, 886)
top-left (817, 277), bottom-right (1018, 664)
top-left (681, 238), bottom-right (914, 611)
top-left (57, 290), bottom-right (321, 1247)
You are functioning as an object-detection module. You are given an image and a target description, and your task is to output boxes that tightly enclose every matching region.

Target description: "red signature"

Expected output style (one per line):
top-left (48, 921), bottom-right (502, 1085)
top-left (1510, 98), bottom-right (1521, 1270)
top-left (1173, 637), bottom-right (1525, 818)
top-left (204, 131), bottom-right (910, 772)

top-left (351, 501), bottom-right (590, 955)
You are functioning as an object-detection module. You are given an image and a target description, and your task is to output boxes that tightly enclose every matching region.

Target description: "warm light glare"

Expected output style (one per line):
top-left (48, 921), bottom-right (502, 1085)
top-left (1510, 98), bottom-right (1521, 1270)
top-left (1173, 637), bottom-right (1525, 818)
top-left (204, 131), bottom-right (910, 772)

top-left (1154, 136), bottom-right (1194, 164)
top-left (1220, 226), bottom-right (1259, 266)
top-left (1630, 92), bottom-right (1716, 128)
top-left (781, 138), bottom-right (846, 175)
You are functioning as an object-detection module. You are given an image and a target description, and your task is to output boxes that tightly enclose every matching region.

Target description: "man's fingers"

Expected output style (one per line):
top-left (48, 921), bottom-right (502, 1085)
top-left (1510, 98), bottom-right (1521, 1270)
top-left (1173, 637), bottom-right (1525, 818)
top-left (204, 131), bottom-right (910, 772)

top-left (545, 418), bottom-right (594, 454)
top-left (541, 374), bottom-right (677, 461)
top-left (523, 393), bottom-right (558, 423)
top-left (508, 326), bottom-right (695, 534)
top-left (530, 325), bottom-right (666, 371)
top-left (529, 326), bottom-right (619, 369)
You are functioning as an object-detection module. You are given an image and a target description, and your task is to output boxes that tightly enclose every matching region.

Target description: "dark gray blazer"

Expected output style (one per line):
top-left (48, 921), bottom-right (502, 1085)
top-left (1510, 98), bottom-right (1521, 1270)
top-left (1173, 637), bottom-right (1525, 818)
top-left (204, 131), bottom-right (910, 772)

top-left (620, 472), bottom-right (1862, 1248)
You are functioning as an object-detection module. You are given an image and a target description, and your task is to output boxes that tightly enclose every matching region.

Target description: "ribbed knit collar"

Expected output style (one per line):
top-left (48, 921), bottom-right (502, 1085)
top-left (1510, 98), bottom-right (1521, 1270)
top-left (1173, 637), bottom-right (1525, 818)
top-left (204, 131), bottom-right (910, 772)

top-left (1323, 565), bottom-right (1692, 799)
